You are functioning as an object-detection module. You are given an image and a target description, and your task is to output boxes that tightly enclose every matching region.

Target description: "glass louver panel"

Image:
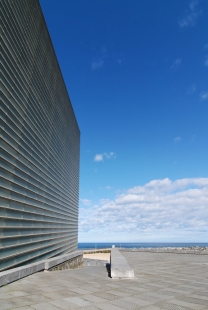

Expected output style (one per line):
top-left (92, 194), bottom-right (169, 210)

top-left (0, 0), bottom-right (80, 271)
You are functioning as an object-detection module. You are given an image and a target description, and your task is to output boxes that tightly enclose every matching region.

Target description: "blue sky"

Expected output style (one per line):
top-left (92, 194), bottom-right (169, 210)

top-left (40, 0), bottom-right (208, 243)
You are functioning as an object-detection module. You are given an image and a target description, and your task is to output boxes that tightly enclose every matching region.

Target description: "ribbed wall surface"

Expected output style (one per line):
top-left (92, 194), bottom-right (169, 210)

top-left (0, 0), bottom-right (80, 271)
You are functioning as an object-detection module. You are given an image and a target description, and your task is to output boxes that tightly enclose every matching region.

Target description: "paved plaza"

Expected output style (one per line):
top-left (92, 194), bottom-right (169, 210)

top-left (0, 251), bottom-right (207, 310)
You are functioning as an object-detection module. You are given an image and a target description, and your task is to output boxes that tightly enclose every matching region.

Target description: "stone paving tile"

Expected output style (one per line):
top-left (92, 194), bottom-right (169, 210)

top-left (93, 285), bottom-right (114, 292)
top-left (13, 279), bottom-right (32, 284)
top-left (75, 285), bottom-right (100, 293)
top-left (55, 283), bottom-right (77, 289)
top-left (146, 283), bottom-right (168, 289)
top-left (183, 282), bottom-right (207, 288)
top-left (96, 303), bottom-right (124, 310)
top-left (156, 290), bottom-right (181, 297)
top-left (110, 299), bottom-right (141, 309)
top-left (193, 292), bottom-right (208, 298)
top-left (8, 291), bottom-right (29, 297)
top-left (177, 295), bottom-right (208, 307)
top-left (154, 300), bottom-right (196, 309)
top-left (112, 287), bottom-right (141, 295)
top-left (161, 282), bottom-right (179, 287)
top-left (49, 299), bottom-right (79, 309)
top-left (84, 293), bottom-right (109, 303)
top-left (39, 286), bottom-right (67, 293)
top-left (105, 283), bottom-right (122, 289)
top-left (93, 291), bottom-right (120, 300)
top-left (123, 296), bottom-right (154, 307)
top-left (65, 287), bottom-right (93, 295)
top-left (0, 286), bottom-right (12, 293)
top-left (160, 288), bottom-right (193, 296)
top-left (106, 290), bottom-right (132, 298)
top-left (20, 289), bottom-right (43, 295)
top-left (125, 286), bottom-right (150, 293)
top-left (55, 290), bottom-right (78, 298)
top-left (27, 295), bottom-right (53, 303)
top-left (75, 306), bottom-right (100, 310)
top-left (8, 295), bottom-right (53, 308)
top-left (173, 287), bottom-right (196, 293)
top-left (6, 297), bottom-right (35, 308)
top-left (30, 302), bottom-right (61, 310)
top-left (132, 293), bottom-right (161, 302)
top-left (0, 292), bottom-right (13, 299)
top-left (40, 292), bottom-right (69, 300)
top-left (140, 307), bottom-right (162, 310)
top-left (162, 298), bottom-right (206, 309)
top-left (11, 307), bottom-right (34, 310)
top-left (0, 300), bottom-right (17, 310)
top-left (1, 251), bottom-right (208, 310)
top-left (52, 280), bottom-right (72, 286)
top-left (138, 284), bottom-right (160, 291)
top-left (64, 296), bottom-right (92, 307)
top-left (143, 291), bottom-right (176, 301)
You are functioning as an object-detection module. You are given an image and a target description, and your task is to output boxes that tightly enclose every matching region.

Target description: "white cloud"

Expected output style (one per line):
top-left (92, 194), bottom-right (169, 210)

top-left (178, 1), bottom-right (202, 28)
top-left (174, 137), bottom-right (181, 143)
top-left (171, 58), bottom-right (182, 71)
top-left (175, 58), bottom-right (181, 65)
top-left (80, 199), bottom-right (92, 206)
top-left (105, 185), bottom-right (112, 190)
top-left (116, 53), bottom-right (125, 65)
top-left (92, 60), bottom-right (103, 71)
top-left (91, 46), bottom-right (107, 70)
top-left (79, 178), bottom-right (208, 241)
top-left (94, 152), bottom-right (116, 162)
top-left (100, 199), bottom-right (110, 205)
top-left (104, 152), bottom-right (116, 159)
top-left (94, 154), bottom-right (104, 162)
top-left (200, 91), bottom-right (208, 101)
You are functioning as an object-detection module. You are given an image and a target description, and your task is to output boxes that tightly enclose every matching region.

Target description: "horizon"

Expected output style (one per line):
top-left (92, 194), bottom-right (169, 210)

top-left (78, 242), bottom-right (208, 244)
top-left (40, 0), bottom-right (208, 243)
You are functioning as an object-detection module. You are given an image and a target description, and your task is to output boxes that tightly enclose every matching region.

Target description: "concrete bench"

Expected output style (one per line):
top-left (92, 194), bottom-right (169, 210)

top-left (44, 250), bottom-right (83, 270)
top-left (110, 248), bottom-right (134, 279)
top-left (0, 261), bottom-right (45, 287)
top-left (0, 250), bottom-right (83, 286)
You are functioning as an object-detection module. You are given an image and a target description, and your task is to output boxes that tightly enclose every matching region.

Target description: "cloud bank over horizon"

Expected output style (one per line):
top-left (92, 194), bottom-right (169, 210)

top-left (79, 177), bottom-right (208, 242)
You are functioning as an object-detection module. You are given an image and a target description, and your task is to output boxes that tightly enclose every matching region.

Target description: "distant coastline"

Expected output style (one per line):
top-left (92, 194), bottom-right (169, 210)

top-left (78, 242), bottom-right (208, 250)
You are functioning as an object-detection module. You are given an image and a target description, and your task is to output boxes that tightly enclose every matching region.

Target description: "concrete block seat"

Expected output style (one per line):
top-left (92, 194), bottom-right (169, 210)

top-left (45, 250), bottom-right (83, 271)
top-left (0, 261), bottom-right (45, 287)
top-left (0, 250), bottom-right (83, 287)
top-left (110, 248), bottom-right (134, 279)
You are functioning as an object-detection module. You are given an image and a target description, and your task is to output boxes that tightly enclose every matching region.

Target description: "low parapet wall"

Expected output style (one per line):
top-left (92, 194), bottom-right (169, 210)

top-left (45, 251), bottom-right (83, 271)
top-left (0, 251), bottom-right (83, 287)
top-left (111, 248), bottom-right (134, 279)
top-left (0, 261), bottom-right (45, 287)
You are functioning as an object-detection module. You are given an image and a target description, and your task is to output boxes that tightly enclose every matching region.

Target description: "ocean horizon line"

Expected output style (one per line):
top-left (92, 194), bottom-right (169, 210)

top-left (78, 242), bottom-right (208, 250)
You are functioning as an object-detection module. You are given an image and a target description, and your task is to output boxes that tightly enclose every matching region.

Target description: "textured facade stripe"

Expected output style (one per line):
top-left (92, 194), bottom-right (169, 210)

top-left (1, 163), bottom-right (78, 211)
top-left (1, 105), bottom-right (78, 198)
top-left (1, 147), bottom-right (78, 205)
top-left (1, 95), bottom-right (79, 189)
top-left (1, 0), bottom-right (80, 271)
top-left (0, 242), bottom-right (77, 271)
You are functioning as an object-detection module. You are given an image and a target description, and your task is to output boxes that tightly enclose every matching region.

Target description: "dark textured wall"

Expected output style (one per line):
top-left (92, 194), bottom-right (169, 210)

top-left (1, 0), bottom-right (80, 271)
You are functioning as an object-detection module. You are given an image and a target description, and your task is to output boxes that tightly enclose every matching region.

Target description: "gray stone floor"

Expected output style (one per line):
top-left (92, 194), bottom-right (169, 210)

top-left (0, 251), bottom-right (207, 310)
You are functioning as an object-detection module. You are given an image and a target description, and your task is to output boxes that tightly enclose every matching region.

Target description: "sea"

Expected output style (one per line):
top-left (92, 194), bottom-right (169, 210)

top-left (78, 242), bottom-right (208, 250)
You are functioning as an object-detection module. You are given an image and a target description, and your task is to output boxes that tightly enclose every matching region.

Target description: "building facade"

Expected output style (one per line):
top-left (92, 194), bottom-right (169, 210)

top-left (1, 0), bottom-right (80, 271)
